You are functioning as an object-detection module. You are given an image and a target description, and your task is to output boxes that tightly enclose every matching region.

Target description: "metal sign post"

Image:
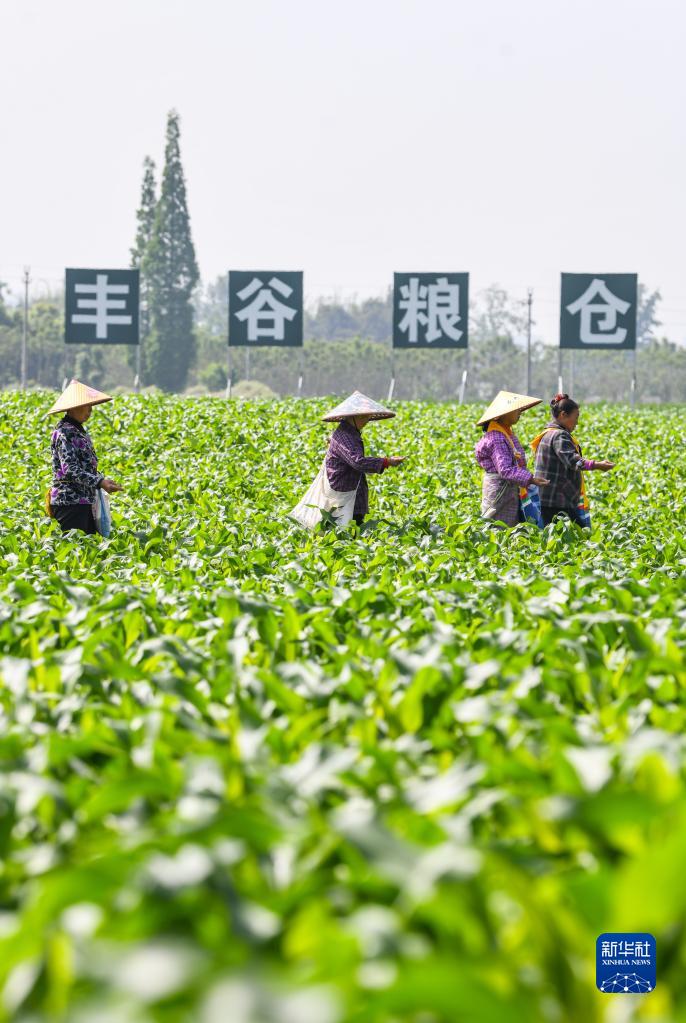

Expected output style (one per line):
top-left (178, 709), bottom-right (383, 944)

top-left (526, 287), bottom-right (533, 395)
top-left (387, 348), bottom-right (396, 401)
top-left (297, 349), bottom-right (304, 397)
top-left (458, 348), bottom-right (469, 404)
top-left (558, 350), bottom-right (563, 396)
top-left (63, 345), bottom-right (75, 390)
top-left (62, 350), bottom-right (74, 391)
top-left (21, 268), bottom-right (30, 389)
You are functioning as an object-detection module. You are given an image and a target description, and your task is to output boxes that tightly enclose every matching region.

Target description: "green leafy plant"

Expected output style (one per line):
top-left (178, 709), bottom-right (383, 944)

top-left (0, 393), bottom-right (684, 1022)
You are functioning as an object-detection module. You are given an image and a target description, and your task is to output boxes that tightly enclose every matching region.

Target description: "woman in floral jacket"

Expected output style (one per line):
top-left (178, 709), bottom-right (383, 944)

top-left (47, 379), bottom-right (122, 534)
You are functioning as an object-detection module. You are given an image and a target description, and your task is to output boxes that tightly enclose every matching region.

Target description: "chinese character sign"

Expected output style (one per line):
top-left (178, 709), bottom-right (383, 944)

top-left (560, 273), bottom-right (637, 350)
top-left (228, 271), bottom-right (303, 347)
top-left (393, 273), bottom-right (469, 349)
top-left (65, 269), bottom-right (139, 345)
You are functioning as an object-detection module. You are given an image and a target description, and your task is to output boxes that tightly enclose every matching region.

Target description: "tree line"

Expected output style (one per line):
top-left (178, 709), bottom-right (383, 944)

top-left (0, 110), bottom-right (684, 403)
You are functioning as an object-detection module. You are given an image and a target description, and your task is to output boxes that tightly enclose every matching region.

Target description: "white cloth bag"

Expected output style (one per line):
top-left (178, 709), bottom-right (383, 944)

top-left (290, 459), bottom-right (359, 530)
top-left (92, 488), bottom-right (111, 537)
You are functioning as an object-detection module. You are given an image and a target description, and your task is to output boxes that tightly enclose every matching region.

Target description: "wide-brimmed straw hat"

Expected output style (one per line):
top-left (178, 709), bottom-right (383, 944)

top-left (322, 390), bottom-right (395, 423)
top-left (47, 379), bottom-right (113, 416)
top-left (476, 390), bottom-right (541, 426)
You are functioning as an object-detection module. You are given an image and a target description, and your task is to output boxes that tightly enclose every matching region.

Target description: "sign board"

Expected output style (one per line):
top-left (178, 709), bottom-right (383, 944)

top-left (393, 272), bottom-right (469, 349)
top-left (65, 268), bottom-right (139, 345)
top-left (560, 273), bottom-right (637, 350)
top-left (228, 271), bottom-right (303, 347)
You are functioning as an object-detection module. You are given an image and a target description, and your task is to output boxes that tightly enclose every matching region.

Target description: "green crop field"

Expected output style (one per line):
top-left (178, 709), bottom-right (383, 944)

top-left (1, 392), bottom-right (685, 1023)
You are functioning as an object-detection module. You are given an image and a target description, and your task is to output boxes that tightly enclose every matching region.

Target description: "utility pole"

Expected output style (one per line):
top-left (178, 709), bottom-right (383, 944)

top-left (21, 268), bottom-right (30, 389)
top-left (526, 287), bottom-right (533, 394)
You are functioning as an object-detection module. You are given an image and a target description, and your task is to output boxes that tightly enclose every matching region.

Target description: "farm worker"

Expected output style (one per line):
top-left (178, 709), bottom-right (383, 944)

top-left (322, 391), bottom-right (405, 525)
top-left (45, 379), bottom-right (122, 535)
top-left (531, 393), bottom-right (614, 527)
top-left (475, 390), bottom-right (549, 527)
top-left (291, 391), bottom-right (404, 529)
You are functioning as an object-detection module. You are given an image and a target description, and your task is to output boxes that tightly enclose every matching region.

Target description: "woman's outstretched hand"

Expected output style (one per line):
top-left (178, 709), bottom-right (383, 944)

top-left (100, 478), bottom-right (123, 493)
top-left (532, 476), bottom-right (549, 486)
top-left (387, 457), bottom-right (405, 467)
top-left (593, 460), bottom-right (615, 471)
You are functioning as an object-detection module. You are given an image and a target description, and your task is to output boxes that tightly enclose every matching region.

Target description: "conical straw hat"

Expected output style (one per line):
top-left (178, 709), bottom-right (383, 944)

top-left (47, 379), bottom-right (113, 416)
top-left (322, 390), bottom-right (395, 422)
top-left (476, 390), bottom-right (541, 426)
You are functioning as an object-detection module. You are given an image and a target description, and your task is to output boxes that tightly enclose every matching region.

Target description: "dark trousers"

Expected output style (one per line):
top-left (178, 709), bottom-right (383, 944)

top-left (353, 514), bottom-right (365, 526)
top-left (541, 505), bottom-right (585, 527)
top-left (52, 504), bottom-right (97, 535)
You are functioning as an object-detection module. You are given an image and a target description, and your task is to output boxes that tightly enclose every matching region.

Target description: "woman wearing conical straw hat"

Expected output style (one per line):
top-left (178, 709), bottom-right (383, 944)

top-left (475, 390), bottom-right (549, 527)
top-left (46, 379), bottom-right (122, 535)
top-left (291, 391), bottom-right (405, 529)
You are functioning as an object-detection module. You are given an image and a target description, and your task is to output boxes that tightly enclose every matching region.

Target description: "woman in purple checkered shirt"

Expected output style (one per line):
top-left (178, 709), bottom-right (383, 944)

top-left (326, 415), bottom-right (405, 524)
top-left (321, 391), bottom-right (405, 526)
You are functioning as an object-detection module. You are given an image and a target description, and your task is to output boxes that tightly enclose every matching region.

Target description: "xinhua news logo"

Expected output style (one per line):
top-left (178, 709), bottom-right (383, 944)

top-left (596, 933), bottom-right (656, 993)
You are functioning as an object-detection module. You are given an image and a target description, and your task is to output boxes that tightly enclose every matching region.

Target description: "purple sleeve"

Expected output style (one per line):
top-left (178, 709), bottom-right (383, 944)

top-left (581, 459), bottom-right (595, 470)
top-left (490, 433), bottom-right (534, 485)
top-left (329, 431), bottom-right (386, 474)
top-left (474, 435), bottom-right (488, 468)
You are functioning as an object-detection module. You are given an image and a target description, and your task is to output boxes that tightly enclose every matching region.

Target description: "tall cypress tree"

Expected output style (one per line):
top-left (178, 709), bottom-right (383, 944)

top-left (143, 111), bottom-right (199, 392)
top-left (129, 156), bottom-right (157, 382)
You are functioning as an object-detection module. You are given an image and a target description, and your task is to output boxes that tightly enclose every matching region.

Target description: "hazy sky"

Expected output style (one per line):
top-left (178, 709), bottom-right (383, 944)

top-left (2, 0), bottom-right (685, 343)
